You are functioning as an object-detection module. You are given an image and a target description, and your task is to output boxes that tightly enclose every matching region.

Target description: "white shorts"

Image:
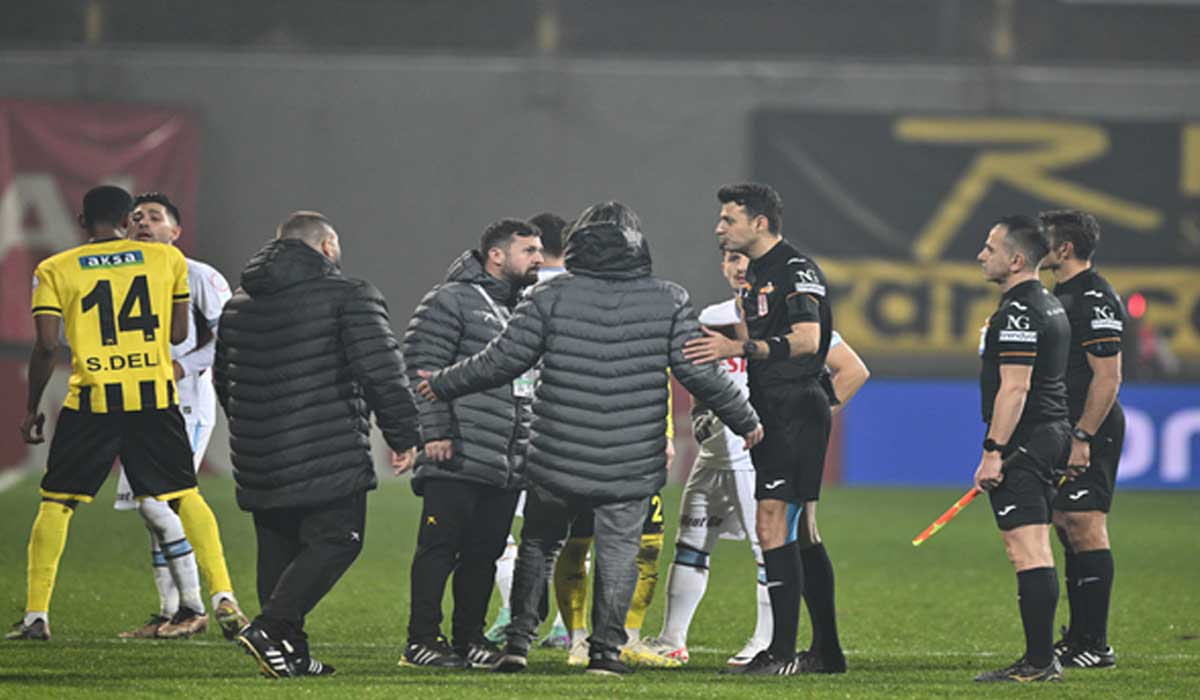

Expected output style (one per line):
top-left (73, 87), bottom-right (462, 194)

top-left (114, 420), bottom-right (213, 511)
top-left (675, 465), bottom-right (760, 557)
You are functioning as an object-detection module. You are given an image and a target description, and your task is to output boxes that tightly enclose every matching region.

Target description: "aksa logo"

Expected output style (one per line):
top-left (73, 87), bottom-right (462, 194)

top-left (78, 251), bottom-right (144, 269)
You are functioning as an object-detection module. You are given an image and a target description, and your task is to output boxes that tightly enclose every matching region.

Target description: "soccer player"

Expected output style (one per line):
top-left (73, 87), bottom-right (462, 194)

top-left (110, 193), bottom-right (248, 640)
top-left (1041, 210), bottom-right (1124, 669)
top-left (972, 215), bottom-right (1070, 682)
top-left (8, 186), bottom-right (207, 641)
top-left (683, 183), bottom-right (838, 675)
top-left (644, 247), bottom-right (868, 669)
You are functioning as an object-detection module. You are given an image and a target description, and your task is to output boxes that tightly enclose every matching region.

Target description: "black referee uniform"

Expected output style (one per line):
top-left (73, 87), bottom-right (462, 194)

top-left (742, 239), bottom-right (833, 504)
top-left (741, 237), bottom-right (833, 665)
top-left (979, 279), bottom-right (1072, 529)
top-left (1052, 269), bottom-right (1125, 511)
top-left (1052, 267), bottom-right (1125, 657)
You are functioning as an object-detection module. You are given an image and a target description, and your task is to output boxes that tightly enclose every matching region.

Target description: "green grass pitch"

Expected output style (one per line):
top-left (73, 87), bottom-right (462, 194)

top-left (2, 475), bottom-right (1198, 699)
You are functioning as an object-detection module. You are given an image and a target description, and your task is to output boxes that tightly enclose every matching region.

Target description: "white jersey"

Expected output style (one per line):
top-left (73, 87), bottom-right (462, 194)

top-left (695, 299), bottom-right (752, 471)
top-left (694, 299), bottom-right (843, 472)
top-left (172, 258), bottom-right (231, 426)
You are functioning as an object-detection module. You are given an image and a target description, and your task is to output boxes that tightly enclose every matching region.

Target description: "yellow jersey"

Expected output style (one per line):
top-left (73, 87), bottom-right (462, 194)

top-left (31, 238), bottom-right (190, 413)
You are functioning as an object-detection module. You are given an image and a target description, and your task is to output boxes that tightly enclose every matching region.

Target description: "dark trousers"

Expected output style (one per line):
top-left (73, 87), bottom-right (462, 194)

top-left (506, 484), bottom-right (647, 659)
top-left (251, 490), bottom-right (367, 644)
top-left (407, 479), bottom-right (520, 645)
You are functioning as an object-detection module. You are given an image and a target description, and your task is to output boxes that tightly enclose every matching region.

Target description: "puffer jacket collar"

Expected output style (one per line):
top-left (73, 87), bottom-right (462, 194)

top-left (241, 239), bottom-right (340, 297)
top-left (445, 249), bottom-right (517, 307)
top-left (564, 222), bottom-right (652, 280)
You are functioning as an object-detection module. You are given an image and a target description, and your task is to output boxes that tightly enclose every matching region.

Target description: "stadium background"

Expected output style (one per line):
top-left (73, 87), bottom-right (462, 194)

top-left (2, 0), bottom-right (1199, 490)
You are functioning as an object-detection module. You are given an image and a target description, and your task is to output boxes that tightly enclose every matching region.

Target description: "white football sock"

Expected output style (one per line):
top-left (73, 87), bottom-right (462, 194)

top-left (752, 564), bottom-right (773, 644)
top-left (148, 532), bottom-right (180, 617)
top-left (495, 539), bottom-right (517, 609)
top-left (659, 561), bottom-right (708, 648)
top-left (139, 498), bottom-right (204, 614)
top-left (24, 612), bottom-right (48, 626)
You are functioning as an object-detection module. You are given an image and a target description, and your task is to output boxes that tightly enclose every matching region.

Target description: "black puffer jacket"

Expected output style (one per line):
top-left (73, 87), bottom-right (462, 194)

top-left (403, 250), bottom-right (530, 493)
top-left (428, 222), bottom-right (759, 502)
top-left (214, 239), bottom-right (419, 511)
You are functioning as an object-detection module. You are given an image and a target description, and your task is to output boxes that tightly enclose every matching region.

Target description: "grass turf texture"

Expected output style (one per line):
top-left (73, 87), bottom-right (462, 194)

top-left (1, 476), bottom-right (1197, 699)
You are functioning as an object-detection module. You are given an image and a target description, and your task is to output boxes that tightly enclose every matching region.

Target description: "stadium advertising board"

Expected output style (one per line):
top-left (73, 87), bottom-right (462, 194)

top-left (842, 380), bottom-right (1200, 490)
top-left (753, 111), bottom-right (1200, 359)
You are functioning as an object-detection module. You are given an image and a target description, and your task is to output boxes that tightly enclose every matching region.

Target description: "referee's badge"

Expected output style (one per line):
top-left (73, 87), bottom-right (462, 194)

top-left (757, 282), bottom-right (774, 317)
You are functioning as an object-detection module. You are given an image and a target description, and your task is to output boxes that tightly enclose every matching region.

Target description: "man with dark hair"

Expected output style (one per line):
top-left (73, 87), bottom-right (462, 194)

top-left (971, 215), bottom-right (1070, 682)
top-left (683, 182), bottom-right (843, 675)
top-left (9, 186), bottom-right (207, 642)
top-left (215, 211), bottom-right (420, 678)
top-left (113, 192), bottom-right (249, 641)
top-left (1041, 209), bottom-right (1124, 669)
top-left (485, 211), bottom-right (571, 649)
top-left (416, 200), bottom-right (762, 677)
top-left (399, 218), bottom-right (544, 669)
top-left (530, 212), bottom-right (568, 278)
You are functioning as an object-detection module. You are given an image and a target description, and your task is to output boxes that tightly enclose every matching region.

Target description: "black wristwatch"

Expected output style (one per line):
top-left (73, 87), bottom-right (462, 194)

top-left (1072, 427), bottom-right (1094, 443)
top-left (741, 340), bottom-right (758, 359)
top-left (983, 437), bottom-right (1005, 454)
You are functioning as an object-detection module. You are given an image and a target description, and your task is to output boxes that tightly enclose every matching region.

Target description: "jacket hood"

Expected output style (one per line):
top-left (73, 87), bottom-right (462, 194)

top-left (445, 249), bottom-right (516, 305)
top-left (241, 239), bottom-right (340, 296)
top-left (564, 222), bottom-right (652, 279)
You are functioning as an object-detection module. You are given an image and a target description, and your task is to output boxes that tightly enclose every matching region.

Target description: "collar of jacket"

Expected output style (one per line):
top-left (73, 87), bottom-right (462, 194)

top-left (563, 222), bottom-right (652, 280)
top-left (445, 249), bottom-right (517, 306)
top-left (240, 238), bottom-right (341, 296)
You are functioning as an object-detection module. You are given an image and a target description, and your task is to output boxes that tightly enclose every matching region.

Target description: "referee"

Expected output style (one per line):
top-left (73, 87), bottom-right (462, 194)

top-left (683, 183), bottom-right (838, 675)
top-left (972, 215), bottom-right (1070, 683)
top-left (1041, 210), bottom-right (1123, 669)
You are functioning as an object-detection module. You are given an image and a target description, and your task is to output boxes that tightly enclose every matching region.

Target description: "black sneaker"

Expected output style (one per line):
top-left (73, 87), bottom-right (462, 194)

top-left (795, 648), bottom-right (847, 674)
top-left (293, 657), bottom-right (336, 676)
top-left (492, 651), bottom-right (528, 673)
top-left (974, 656), bottom-right (1063, 682)
top-left (6, 618), bottom-right (50, 641)
top-left (1061, 645), bottom-right (1116, 669)
top-left (399, 635), bottom-right (470, 669)
top-left (734, 650), bottom-right (800, 676)
top-left (237, 623), bottom-right (294, 679)
top-left (1053, 626), bottom-right (1074, 658)
top-left (456, 638), bottom-right (503, 668)
top-left (585, 655), bottom-right (633, 678)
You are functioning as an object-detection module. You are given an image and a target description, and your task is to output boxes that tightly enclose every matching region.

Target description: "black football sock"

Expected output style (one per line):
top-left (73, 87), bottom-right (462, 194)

top-left (800, 542), bottom-right (843, 661)
top-left (1017, 567), bottom-right (1058, 668)
top-left (763, 542), bottom-right (803, 659)
top-left (1062, 548), bottom-right (1081, 643)
top-left (1075, 549), bottom-right (1114, 648)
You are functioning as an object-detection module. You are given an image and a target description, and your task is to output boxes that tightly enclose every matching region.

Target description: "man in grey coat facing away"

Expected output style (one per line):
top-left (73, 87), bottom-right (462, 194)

top-left (417, 201), bottom-right (762, 676)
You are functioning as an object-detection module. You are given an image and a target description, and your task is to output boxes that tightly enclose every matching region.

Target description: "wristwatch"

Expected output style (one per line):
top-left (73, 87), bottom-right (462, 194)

top-left (983, 437), bottom-right (1005, 454)
top-left (1071, 427), bottom-right (1093, 443)
top-left (741, 340), bottom-right (758, 359)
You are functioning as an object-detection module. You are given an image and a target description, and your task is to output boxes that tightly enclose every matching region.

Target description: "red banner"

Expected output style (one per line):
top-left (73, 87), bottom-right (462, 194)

top-left (0, 99), bottom-right (201, 344)
top-left (0, 100), bottom-right (200, 474)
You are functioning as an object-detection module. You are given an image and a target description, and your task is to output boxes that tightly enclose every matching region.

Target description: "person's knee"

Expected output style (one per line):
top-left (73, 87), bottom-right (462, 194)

top-left (1055, 511), bottom-right (1108, 551)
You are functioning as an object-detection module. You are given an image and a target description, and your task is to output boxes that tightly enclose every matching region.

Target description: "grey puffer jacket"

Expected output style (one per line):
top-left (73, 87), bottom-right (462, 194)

top-left (403, 250), bottom-right (531, 494)
top-left (428, 222), bottom-right (760, 502)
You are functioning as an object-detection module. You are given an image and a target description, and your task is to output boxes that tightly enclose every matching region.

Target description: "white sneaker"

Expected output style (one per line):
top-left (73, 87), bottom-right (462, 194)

top-left (727, 638), bottom-right (769, 667)
top-left (567, 637), bottom-right (589, 667)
